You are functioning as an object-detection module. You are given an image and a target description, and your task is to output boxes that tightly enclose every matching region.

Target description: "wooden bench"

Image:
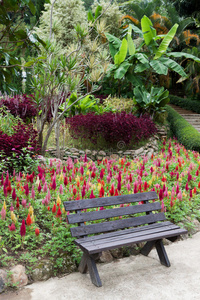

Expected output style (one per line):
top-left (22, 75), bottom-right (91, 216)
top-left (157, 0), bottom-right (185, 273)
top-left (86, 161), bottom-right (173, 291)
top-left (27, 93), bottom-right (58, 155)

top-left (64, 191), bottom-right (187, 287)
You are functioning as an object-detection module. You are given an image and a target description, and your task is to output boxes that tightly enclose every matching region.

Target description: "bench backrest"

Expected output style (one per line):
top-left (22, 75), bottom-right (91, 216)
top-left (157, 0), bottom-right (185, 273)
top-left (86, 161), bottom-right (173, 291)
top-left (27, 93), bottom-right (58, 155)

top-left (64, 191), bottom-right (165, 238)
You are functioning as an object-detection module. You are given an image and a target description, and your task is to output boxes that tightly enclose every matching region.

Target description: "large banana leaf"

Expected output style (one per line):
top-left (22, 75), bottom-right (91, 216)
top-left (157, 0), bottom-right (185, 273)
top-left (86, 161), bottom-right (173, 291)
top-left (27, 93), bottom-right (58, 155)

top-left (134, 53), bottom-right (149, 64)
top-left (135, 63), bottom-right (149, 73)
top-left (176, 18), bottom-right (195, 36)
top-left (129, 24), bottom-right (143, 37)
top-left (126, 73), bottom-right (143, 86)
top-left (114, 61), bottom-right (131, 79)
top-left (109, 43), bottom-right (118, 59)
top-left (127, 25), bottom-right (135, 55)
top-left (166, 52), bottom-right (200, 63)
top-left (114, 38), bottom-right (128, 66)
top-left (154, 24), bottom-right (178, 60)
top-left (150, 60), bottom-right (168, 75)
top-left (105, 33), bottom-right (121, 50)
top-left (159, 57), bottom-right (187, 77)
top-left (141, 15), bottom-right (156, 46)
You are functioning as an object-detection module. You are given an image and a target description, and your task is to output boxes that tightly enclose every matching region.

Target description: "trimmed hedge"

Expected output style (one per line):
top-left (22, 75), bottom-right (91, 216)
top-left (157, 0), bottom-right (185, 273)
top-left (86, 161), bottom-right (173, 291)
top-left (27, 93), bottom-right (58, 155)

top-left (169, 95), bottom-right (200, 114)
top-left (166, 105), bottom-right (200, 152)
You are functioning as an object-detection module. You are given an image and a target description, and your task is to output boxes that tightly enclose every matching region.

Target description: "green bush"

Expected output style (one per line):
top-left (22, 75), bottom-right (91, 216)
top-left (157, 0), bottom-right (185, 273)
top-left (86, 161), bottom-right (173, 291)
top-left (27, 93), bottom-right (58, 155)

top-left (103, 97), bottom-right (135, 113)
top-left (166, 105), bottom-right (200, 152)
top-left (169, 95), bottom-right (200, 114)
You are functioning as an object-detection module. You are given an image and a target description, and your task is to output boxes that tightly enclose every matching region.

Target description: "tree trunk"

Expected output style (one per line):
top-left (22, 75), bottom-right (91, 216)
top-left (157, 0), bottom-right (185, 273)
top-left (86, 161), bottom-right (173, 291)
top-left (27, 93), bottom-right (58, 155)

top-left (55, 118), bottom-right (60, 159)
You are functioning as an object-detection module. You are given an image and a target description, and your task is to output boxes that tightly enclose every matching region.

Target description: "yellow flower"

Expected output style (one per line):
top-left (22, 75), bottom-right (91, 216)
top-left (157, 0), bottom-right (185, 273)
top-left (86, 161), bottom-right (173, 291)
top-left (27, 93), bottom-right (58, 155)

top-left (152, 175), bottom-right (156, 182)
top-left (3, 200), bottom-right (6, 211)
top-left (168, 191), bottom-right (171, 196)
top-left (62, 207), bottom-right (66, 214)
top-left (31, 214), bottom-right (35, 223)
top-left (119, 158), bottom-right (121, 164)
top-left (29, 206), bottom-right (34, 216)
top-left (182, 192), bottom-right (187, 198)
top-left (11, 211), bottom-right (17, 223)
top-left (92, 184), bottom-right (96, 190)
top-left (149, 180), bottom-right (152, 186)
top-left (36, 176), bottom-right (40, 187)
top-left (86, 170), bottom-right (90, 176)
top-left (178, 177), bottom-right (182, 182)
top-left (56, 194), bottom-right (61, 206)
top-left (97, 183), bottom-right (101, 191)
top-left (75, 176), bottom-right (80, 183)
top-left (59, 171), bottom-right (64, 181)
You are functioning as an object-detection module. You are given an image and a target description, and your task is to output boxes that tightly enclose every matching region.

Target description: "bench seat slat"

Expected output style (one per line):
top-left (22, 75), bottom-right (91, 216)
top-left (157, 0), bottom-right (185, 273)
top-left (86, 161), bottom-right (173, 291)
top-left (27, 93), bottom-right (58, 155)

top-left (75, 227), bottom-right (187, 254)
top-left (70, 212), bottom-right (166, 237)
top-left (64, 191), bottom-right (158, 211)
top-left (74, 221), bottom-right (173, 243)
top-left (68, 202), bottom-right (161, 224)
top-left (77, 223), bottom-right (179, 248)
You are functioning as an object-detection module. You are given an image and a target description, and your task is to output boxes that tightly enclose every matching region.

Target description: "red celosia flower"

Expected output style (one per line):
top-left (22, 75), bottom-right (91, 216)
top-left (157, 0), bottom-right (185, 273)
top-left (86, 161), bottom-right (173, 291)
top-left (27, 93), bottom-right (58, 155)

top-left (91, 171), bottom-right (96, 178)
top-left (56, 207), bottom-right (62, 217)
top-left (47, 206), bottom-right (50, 211)
top-left (99, 186), bottom-right (104, 197)
top-left (24, 183), bottom-right (29, 196)
top-left (64, 177), bottom-right (68, 186)
top-left (6, 181), bottom-right (12, 194)
top-left (52, 204), bottom-right (57, 213)
top-left (12, 188), bottom-right (17, 201)
top-left (20, 219), bottom-right (26, 237)
top-left (90, 190), bottom-right (95, 199)
top-left (73, 188), bottom-right (77, 196)
top-left (8, 223), bottom-right (16, 231)
top-left (16, 197), bottom-right (20, 210)
top-left (26, 213), bottom-right (32, 226)
top-left (109, 183), bottom-right (115, 196)
top-left (38, 182), bottom-right (42, 193)
top-left (76, 194), bottom-right (80, 200)
top-left (35, 228), bottom-right (40, 236)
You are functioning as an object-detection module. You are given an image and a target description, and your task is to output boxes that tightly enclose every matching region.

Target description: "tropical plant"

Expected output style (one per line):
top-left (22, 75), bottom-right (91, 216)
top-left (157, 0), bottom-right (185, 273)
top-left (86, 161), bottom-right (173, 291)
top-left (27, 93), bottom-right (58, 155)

top-left (120, 1), bottom-right (198, 50)
top-left (104, 16), bottom-right (200, 96)
top-left (133, 85), bottom-right (169, 117)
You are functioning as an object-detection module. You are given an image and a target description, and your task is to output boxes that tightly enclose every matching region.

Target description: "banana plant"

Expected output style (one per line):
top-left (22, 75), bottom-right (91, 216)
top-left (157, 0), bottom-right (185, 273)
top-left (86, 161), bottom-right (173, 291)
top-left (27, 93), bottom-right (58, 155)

top-left (133, 85), bottom-right (170, 117)
top-left (105, 15), bottom-right (200, 92)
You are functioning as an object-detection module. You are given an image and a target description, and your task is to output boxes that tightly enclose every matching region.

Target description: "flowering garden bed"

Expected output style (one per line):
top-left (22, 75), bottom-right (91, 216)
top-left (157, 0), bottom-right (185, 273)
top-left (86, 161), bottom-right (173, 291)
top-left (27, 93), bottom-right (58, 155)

top-left (0, 139), bottom-right (200, 278)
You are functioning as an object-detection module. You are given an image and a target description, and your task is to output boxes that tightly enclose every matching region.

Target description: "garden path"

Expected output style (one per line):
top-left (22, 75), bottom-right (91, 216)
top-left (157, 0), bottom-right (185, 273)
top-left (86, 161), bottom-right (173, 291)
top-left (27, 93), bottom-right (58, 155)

top-left (2, 232), bottom-right (200, 300)
top-left (169, 104), bottom-right (200, 133)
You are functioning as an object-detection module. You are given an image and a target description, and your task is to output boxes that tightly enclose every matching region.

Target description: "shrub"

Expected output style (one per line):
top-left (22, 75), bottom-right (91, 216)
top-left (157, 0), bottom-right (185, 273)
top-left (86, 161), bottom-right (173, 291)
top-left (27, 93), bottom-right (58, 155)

top-left (103, 97), bottom-right (135, 113)
top-left (166, 105), bottom-right (200, 152)
top-left (0, 109), bottom-right (40, 172)
top-left (169, 95), bottom-right (200, 114)
top-left (66, 112), bottom-right (157, 148)
top-left (0, 94), bottom-right (37, 123)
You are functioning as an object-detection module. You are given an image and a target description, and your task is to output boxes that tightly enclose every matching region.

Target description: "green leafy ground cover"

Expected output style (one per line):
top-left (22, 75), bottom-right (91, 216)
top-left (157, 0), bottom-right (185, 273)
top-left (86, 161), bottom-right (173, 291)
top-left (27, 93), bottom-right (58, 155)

top-left (0, 139), bottom-right (200, 276)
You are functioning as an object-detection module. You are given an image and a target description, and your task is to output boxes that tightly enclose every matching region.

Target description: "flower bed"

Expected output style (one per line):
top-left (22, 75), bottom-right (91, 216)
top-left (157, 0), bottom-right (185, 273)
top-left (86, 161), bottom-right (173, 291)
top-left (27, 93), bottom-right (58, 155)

top-left (0, 139), bottom-right (200, 280)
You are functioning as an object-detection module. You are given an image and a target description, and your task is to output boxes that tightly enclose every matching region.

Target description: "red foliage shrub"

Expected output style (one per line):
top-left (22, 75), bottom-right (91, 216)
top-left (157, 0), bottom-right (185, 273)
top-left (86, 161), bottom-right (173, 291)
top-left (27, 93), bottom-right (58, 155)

top-left (0, 122), bottom-right (40, 157)
top-left (66, 112), bottom-right (157, 146)
top-left (0, 94), bottom-right (37, 123)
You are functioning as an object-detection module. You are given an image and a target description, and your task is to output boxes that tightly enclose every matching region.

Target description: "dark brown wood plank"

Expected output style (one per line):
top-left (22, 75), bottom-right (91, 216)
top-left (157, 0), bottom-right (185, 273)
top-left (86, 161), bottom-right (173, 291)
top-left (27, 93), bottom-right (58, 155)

top-left (70, 212), bottom-right (166, 237)
top-left (77, 224), bottom-right (179, 248)
top-left (64, 191), bottom-right (158, 211)
top-left (78, 228), bottom-right (187, 254)
top-left (74, 221), bottom-right (173, 243)
top-left (68, 202), bottom-right (162, 224)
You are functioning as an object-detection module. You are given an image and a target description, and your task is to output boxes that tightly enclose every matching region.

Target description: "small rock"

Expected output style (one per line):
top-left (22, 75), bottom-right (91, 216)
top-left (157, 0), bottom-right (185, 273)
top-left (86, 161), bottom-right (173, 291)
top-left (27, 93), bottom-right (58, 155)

top-left (0, 269), bottom-right (8, 293)
top-left (124, 151), bottom-right (132, 156)
top-left (110, 154), bottom-right (119, 160)
top-left (10, 265), bottom-right (28, 288)
top-left (110, 248), bottom-right (123, 259)
top-left (117, 151), bottom-right (123, 154)
top-left (99, 251), bottom-right (113, 263)
top-left (97, 156), bottom-right (103, 161)
top-left (85, 149), bottom-right (91, 155)
top-left (92, 150), bottom-right (97, 156)
top-left (135, 147), bottom-right (144, 155)
top-left (72, 152), bottom-right (80, 156)
top-left (79, 150), bottom-right (85, 154)
top-left (32, 260), bottom-right (53, 281)
top-left (64, 151), bottom-right (72, 156)
top-left (70, 148), bottom-right (79, 153)
top-left (98, 150), bottom-right (106, 156)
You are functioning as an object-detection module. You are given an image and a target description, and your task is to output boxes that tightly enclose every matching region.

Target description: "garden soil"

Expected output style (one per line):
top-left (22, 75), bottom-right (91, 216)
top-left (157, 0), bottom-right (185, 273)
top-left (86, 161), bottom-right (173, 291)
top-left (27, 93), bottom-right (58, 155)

top-left (2, 232), bottom-right (200, 300)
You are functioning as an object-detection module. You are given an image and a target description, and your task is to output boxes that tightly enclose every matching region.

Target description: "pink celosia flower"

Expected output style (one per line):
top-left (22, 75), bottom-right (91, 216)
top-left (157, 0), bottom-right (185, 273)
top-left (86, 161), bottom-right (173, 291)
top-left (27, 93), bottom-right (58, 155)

top-left (8, 223), bottom-right (16, 231)
top-left (12, 188), bottom-right (17, 201)
top-left (59, 184), bottom-right (63, 194)
top-left (1, 207), bottom-right (6, 220)
top-left (21, 199), bottom-right (27, 208)
top-left (52, 176), bottom-right (56, 190)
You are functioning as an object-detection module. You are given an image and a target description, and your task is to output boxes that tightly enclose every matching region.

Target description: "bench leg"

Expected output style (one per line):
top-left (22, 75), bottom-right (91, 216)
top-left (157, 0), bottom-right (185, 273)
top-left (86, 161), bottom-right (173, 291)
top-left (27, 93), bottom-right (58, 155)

top-left (155, 240), bottom-right (170, 267)
top-left (140, 240), bottom-right (171, 267)
top-left (87, 254), bottom-right (102, 287)
top-left (78, 252), bottom-right (88, 274)
top-left (140, 240), bottom-right (156, 256)
top-left (78, 252), bottom-right (102, 287)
